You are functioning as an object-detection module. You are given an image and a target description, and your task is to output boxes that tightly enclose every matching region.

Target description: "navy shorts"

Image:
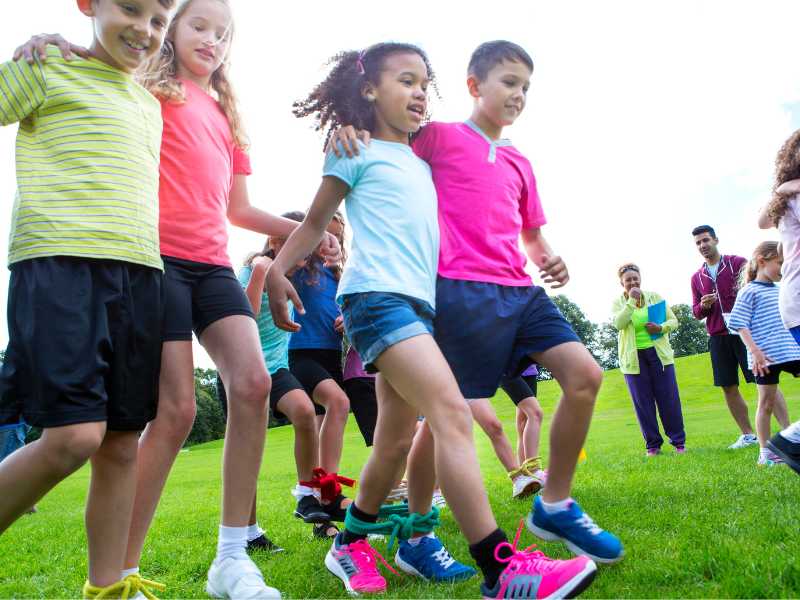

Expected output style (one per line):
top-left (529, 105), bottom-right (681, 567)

top-left (754, 360), bottom-right (800, 385)
top-left (434, 278), bottom-right (579, 398)
top-left (340, 292), bottom-right (434, 372)
top-left (162, 256), bottom-right (254, 341)
top-left (708, 334), bottom-right (755, 387)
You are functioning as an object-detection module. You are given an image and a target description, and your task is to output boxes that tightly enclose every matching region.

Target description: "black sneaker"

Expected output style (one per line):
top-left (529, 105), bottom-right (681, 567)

top-left (246, 534), bottom-right (284, 554)
top-left (294, 494), bottom-right (330, 523)
top-left (767, 433), bottom-right (800, 475)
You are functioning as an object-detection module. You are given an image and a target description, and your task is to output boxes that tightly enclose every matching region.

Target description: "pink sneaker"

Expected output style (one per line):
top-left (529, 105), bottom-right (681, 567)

top-left (325, 537), bottom-right (397, 594)
top-left (481, 522), bottom-right (597, 599)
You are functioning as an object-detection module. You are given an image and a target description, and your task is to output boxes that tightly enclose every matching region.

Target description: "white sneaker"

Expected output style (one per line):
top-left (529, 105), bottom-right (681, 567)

top-left (511, 473), bottom-right (539, 499)
top-left (432, 489), bottom-right (447, 510)
top-left (206, 556), bottom-right (281, 599)
top-left (758, 449), bottom-right (785, 467)
top-left (728, 434), bottom-right (758, 449)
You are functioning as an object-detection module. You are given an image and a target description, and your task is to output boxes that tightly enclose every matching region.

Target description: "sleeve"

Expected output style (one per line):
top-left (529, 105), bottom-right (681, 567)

top-left (410, 122), bottom-right (438, 163)
top-left (520, 162), bottom-right (547, 229)
top-left (789, 196), bottom-right (800, 221)
top-left (237, 265), bottom-right (253, 289)
top-left (0, 57), bottom-right (47, 126)
top-left (322, 141), bottom-right (366, 188)
top-left (658, 295), bottom-right (679, 334)
top-left (691, 274), bottom-right (708, 320)
top-left (727, 286), bottom-right (754, 331)
top-left (232, 145), bottom-right (252, 176)
top-left (611, 295), bottom-right (638, 330)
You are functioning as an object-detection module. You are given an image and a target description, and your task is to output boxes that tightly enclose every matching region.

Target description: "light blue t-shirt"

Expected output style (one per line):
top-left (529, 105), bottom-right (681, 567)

top-left (324, 139), bottom-right (439, 308)
top-left (238, 266), bottom-right (292, 374)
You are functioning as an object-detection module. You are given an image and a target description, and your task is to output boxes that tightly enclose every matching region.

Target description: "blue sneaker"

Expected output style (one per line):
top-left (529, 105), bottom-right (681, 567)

top-left (394, 535), bottom-right (477, 582)
top-left (527, 497), bottom-right (624, 564)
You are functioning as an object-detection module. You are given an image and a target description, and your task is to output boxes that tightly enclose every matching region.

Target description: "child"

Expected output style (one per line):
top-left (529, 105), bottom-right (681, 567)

top-left (333, 40), bottom-right (623, 565)
top-left (342, 346), bottom-right (378, 448)
top-left (268, 42), bottom-right (596, 598)
top-left (504, 366), bottom-right (548, 492)
top-left (728, 242), bottom-right (795, 466)
top-left (0, 1), bottom-right (176, 597)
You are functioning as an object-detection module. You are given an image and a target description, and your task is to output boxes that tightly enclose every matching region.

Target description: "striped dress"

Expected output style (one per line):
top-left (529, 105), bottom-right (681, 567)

top-left (728, 281), bottom-right (800, 368)
top-left (0, 47), bottom-right (163, 270)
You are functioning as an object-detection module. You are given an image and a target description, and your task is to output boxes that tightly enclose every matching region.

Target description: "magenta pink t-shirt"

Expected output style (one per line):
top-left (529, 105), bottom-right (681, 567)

top-left (412, 121), bottom-right (545, 286)
top-left (158, 79), bottom-right (252, 267)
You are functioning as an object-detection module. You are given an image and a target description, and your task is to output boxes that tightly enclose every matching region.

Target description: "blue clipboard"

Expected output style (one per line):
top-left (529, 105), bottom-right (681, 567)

top-left (647, 300), bottom-right (666, 340)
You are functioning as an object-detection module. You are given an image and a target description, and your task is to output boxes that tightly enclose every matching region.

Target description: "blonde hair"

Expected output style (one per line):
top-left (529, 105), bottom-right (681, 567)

top-left (138, 0), bottom-right (248, 149)
top-left (617, 262), bottom-right (640, 280)
top-left (742, 241), bottom-right (780, 286)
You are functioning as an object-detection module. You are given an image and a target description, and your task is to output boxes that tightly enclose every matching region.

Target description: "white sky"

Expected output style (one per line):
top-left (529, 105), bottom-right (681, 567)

top-left (2, 1), bottom-right (800, 368)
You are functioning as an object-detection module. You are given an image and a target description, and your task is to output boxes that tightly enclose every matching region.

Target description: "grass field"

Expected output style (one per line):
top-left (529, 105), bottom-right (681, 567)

top-left (1, 353), bottom-right (799, 598)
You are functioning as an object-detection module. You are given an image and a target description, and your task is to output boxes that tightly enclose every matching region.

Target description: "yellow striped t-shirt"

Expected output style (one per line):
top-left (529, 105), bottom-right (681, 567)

top-left (0, 47), bottom-right (163, 270)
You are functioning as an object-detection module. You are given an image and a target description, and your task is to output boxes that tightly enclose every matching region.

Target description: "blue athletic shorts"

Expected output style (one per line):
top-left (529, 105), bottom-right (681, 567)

top-left (340, 292), bottom-right (434, 373)
top-left (434, 278), bottom-right (579, 398)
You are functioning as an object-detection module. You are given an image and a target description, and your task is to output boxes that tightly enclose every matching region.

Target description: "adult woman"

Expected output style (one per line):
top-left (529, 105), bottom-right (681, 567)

top-left (612, 263), bottom-right (686, 455)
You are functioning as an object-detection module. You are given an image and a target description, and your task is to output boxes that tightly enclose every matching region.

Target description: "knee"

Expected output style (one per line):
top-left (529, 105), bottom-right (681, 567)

top-left (294, 402), bottom-right (318, 434)
top-left (483, 417), bottom-right (505, 441)
top-left (566, 362), bottom-right (603, 403)
top-left (322, 389), bottom-right (350, 420)
top-left (41, 425), bottom-right (104, 471)
top-left (529, 406), bottom-right (544, 425)
top-left (95, 434), bottom-right (139, 467)
top-left (228, 369), bottom-right (271, 414)
top-left (158, 391), bottom-right (198, 442)
top-left (430, 400), bottom-right (472, 438)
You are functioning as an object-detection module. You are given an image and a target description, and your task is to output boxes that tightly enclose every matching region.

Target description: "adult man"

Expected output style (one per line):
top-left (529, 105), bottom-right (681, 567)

top-left (690, 225), bottom-right (758, 448)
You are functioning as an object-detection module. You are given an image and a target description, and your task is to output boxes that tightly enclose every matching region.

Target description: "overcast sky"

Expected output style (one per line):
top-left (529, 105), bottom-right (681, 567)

top-left (2, 1), bottom-right (799, 368)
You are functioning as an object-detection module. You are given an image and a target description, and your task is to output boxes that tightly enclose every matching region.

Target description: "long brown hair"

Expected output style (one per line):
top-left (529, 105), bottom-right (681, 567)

top-left (741, 241), bottom-right (780, 286)
top-left (138, 0), bottom-right (248, 149)
top-left (766, 129), bottom-right (800, 226)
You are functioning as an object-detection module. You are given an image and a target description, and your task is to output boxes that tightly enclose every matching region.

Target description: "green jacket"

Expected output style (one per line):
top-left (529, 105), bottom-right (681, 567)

top-left (611, 291), bottom-right (678, 375)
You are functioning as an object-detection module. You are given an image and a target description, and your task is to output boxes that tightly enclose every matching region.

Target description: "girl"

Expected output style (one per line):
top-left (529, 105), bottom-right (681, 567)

top-left (267, 43), bottom-right (595, 598)
top-left (14, 3), bottom-right (341, 597)
top-left (728, 242), bottom-right (795, 466)
top-left (505, 366), bottom-right (548, 492)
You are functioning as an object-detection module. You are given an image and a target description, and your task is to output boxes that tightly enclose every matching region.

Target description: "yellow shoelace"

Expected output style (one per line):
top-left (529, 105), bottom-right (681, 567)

top-left (82, 574), bottom-right (166, 599)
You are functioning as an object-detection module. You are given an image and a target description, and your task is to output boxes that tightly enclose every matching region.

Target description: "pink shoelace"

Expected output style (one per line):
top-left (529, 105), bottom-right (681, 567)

top-left (494, 521), bottom-right (558, 575)
top-left (343, 538), bottom-right (400, 577)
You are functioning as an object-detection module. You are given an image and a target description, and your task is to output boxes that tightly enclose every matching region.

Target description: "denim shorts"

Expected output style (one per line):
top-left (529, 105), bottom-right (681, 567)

top-left (434, 278), bottom-right (579, 398)
top-left (0, 422), bottom-right (29, 463)
top-left (340, 292), bottom-right (435, 372)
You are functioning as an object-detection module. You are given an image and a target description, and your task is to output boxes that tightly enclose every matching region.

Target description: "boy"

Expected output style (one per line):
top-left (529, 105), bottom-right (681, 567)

top-left (0, 0), bottom-right (175, 597)
top-left (335, 41), bottom-right (624, 570)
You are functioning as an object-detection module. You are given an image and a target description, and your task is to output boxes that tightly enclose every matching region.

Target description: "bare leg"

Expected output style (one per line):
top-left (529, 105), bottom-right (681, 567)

top-left (533, 342), bottom-right (602, 503)
top-left (469, 398), bottom-right (518, 472)
top-left (276, 390), bottom-right (319, 481)
top-left (722, 385), bottom-right (754, 435)
top-left (515, 408), bottom-right (526, 464)
top-left (311, 380), bottom-right (350, 474)
top-left (249, 492), bottom-right (257, 527)
top-left (86, 431), bottom-right (140, 586)
top-left (517, 396), bottom-right (544, 461)
top-left (772, 388), bottom-right (790, 429)
top-left (124, 341), bottom-right (196, 569)
top-left (405, 420), bottom-right (436, 515)
top-left (755, 385), bottom-right (778, 447)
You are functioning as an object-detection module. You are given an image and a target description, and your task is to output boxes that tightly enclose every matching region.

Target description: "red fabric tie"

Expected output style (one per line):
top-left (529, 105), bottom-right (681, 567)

top-left (300, 468), bottom-right (356, 502)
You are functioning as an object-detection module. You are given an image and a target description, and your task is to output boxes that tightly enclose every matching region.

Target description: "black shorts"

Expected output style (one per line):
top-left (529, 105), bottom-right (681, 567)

top-left (289, 348), bottom-right (344, 416)
top-left (163, 256), bottom-right (254, 341)
top-left (501, 375), bottom-right (538, 405)
top-left (709, 334), bottom-right (755, 387)
top-left (0, 257), bottom-right (163, 431)
top-left (217, 368), bottom-right (304, 421)
top-left (343, 377), bottom-right (378, 446)
top-left (754, 360), bottom-right (800, 385)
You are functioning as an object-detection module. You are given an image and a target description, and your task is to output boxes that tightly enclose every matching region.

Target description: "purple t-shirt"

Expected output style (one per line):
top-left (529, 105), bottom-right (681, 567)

top-left (521, 364), bottom-right (539, 378)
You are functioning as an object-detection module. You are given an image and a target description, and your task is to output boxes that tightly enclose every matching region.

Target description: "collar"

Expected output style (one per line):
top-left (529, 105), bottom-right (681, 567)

top-left (464, 119), bottom-right (513, 163)
top-left (751, 280), bottom-right (776, 287)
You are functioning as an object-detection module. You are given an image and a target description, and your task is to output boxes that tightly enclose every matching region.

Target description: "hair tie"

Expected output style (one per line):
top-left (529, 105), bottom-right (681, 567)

top-left (356, 50), bottom-right (366, 75)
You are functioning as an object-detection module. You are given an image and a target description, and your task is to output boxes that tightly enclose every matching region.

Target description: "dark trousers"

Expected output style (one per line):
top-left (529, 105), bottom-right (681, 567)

top-left (624, 347), bottom-right (686, 450)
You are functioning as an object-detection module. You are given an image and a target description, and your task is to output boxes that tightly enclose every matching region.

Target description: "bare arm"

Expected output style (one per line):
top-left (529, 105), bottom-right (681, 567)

top-left (244, 256), bottom-right (272, 316)
top-left (757, 203), bottom-right (774, 230)
top-left (521, 227), bottom-right (569, 288)
top-left (737, 327), bottom-right (771, 377)
top-left (12, 33), bottom-right (89, 63)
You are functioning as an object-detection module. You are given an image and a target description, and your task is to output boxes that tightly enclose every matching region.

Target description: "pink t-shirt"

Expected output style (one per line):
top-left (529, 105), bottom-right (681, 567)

top-left (158, 79), bottom-right (252, 266)
top-left (412, 121), bottom-right (545, 286)
top-left (779, 196), bottom-right (800, 329)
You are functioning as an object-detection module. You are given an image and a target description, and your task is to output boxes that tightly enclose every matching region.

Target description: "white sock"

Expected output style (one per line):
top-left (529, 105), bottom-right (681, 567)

top-left (541, 498), bottom-right (572, 514)
top-left (121, 567), bottom-right (139, 579)
top-left (216, 525), bottom-right (248, 561)
top-left (406, 532), bottom-right (435, 546)
top-left (759, 446), bottom-right (770, 459)
top-left (291, 483), bottom-right (315, 500)
top-left (246, 523), bottom-right (265, 542)
top-left (780, 420), bottom-right (800, 443)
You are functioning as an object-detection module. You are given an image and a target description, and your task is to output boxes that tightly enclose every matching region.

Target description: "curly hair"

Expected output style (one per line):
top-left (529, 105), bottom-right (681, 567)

top-left (767, 129), bottom-right (800, 227)
top-left (741, 241), bottom-right (780, 287)
top-left (138, 0), bottom-right (249, 150)
top-left (293, 42), bottom-right (437, 148)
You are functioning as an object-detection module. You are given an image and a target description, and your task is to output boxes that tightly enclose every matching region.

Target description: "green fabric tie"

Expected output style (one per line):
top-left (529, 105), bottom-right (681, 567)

top-left (345, 504), bottom-right (440, 551)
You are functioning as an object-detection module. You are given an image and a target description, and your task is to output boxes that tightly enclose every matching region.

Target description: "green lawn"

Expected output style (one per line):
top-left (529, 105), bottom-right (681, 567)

top-left (1, 353), bottom-right (799, 598)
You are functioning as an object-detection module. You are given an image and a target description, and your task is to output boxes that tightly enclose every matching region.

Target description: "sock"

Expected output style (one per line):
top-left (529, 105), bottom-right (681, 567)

top-left (469, 529), bottom-right (508, 589)
top-left (340, 503), bottom-right (378, 545)
top-left (541, 497), bottom-right (572, 514)
top-left (216, 525), bottom-right (248, 561)
top-left (780, 421), bottom-right (800, 443)
top-left (121, 567), bottom-right (139, 579)
top-left (246, 523), bottom-right (265, 542)
top-left (406, 532), bottom-right (435, 546)
top-left (759, 446), bottom-right (771, 459)
top-left (291, 483), bottom-right (315, 500)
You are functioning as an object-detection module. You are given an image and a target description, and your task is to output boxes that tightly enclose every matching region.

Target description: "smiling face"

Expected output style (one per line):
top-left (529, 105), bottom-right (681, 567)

top-left (620, 269), bottom-right (642, 294)
top-left (83, 0), bottom-right (173, 72)
top-left (171, 0), bottom-right (232, 88)
top-left (364, 52), bottom-right (430, 143)
top-left (694, 232), bottom-right (719, 262)
top-left (469, 59), bottom-right (531, 131)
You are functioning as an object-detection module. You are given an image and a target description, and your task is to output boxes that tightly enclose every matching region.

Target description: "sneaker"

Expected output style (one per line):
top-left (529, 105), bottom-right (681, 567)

top-left (675, 446), bottom-right (686, 454)
top-left (325, 536), bottom-right (396, 595)
top-left (767, 433), bottom-right (800, 475)
top-left (206, 556), bottom-right (281, 599)
top-left (481, 521), bottom-right (597, 599)
top-left (83, 574), bottom-right (166, 600)
top-left (646, 447), bottom-right (661, 457)
top-left (394, 536), bottom-right (476, 583)
top-left (294, 494), bottom-right (330, 523)
top-left (757, 449), bottom-right (785, 467)
top-left (728, 433), bottom-right (758, 449)
top-left (247, 534), bottom-right (285, 554)
top-left (386, 480), bottom-right (408, 503)
top-left (512, 473), bottom-right (539, 499)
top-left (431, 489), bottom-right (447, 510)
top-left (527, 497), bottom-right (624, 564)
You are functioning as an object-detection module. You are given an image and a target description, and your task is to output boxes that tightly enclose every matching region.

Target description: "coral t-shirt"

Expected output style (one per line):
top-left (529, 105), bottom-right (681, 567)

top-left (412, 120), bottom-right (546, 286)
top-left (158, 79), bottom-right (252, 266)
